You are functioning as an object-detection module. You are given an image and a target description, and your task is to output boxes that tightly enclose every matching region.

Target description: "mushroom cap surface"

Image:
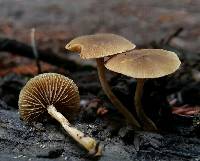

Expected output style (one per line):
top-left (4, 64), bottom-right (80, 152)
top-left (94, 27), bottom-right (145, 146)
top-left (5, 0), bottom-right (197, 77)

top-left (18, 73), bottom-right (80, 122)
top-left (105, 49), bottom-right (181, 78)
top-left (65, 33), bottom-right (136, 59)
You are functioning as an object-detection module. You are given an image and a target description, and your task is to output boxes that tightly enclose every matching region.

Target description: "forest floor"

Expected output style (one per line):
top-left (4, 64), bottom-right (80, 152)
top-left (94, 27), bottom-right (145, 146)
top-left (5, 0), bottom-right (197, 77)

top-left (0, 0), bottom-right (200, 160)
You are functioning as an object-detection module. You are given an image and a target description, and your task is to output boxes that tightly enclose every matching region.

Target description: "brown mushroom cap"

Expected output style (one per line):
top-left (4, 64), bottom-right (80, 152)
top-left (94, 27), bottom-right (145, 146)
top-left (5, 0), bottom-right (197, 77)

top-left (65, 33), bottom-right (136, 59)
top-left (105, 49), bottom-right (181, 78)
top-left (18, 73), bottom-right (80, 122)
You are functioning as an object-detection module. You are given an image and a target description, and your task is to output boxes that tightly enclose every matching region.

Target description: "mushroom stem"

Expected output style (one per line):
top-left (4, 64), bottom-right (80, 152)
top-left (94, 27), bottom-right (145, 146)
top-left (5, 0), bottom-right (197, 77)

top-left (47, 105), bottom-right (102, 156)
top-left (134, 79), bottom-right (157, 131)
top-left (96, 58), bottom-right (141, 129)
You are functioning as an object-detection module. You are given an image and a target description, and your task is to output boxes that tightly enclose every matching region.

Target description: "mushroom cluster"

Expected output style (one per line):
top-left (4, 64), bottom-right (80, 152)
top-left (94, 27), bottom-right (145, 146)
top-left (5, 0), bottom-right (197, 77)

top-left (18, 73), bottom-right (102, 156)
top-left (66, 34), bottom-right (181, 131)
top-left (18, 33), bottom-right (181, 157)
top-left (65, 33), bottom-right (140, 129)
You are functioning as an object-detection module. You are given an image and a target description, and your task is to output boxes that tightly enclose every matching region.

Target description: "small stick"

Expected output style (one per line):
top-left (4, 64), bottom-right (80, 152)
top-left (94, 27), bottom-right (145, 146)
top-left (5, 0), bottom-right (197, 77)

top-left (31, 28), bottom-right (42, 74)
top-left (161, 27), bottom-right (184, 45)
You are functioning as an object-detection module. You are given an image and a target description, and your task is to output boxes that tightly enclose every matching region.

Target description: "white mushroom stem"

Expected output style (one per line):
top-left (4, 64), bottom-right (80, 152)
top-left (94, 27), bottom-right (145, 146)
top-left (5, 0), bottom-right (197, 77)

top-left (96, 58), bottom-right (141, 129)
top-left (134, 79), bottom-right (157, 131)
top-left (47, 105), bottom-right (102, 156)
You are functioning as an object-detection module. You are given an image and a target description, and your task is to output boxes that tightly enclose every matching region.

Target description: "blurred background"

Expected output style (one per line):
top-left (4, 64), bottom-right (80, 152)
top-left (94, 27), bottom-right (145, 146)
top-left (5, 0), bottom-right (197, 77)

top-left (0, 0), bottom-right (199, 51)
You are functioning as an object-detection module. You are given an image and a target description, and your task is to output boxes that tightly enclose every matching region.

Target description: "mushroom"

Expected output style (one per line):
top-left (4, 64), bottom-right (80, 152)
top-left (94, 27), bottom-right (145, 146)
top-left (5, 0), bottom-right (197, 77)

top-left (18, 73), bottom-right (102, 156)
top-left (65, 33), bottom-right (141, 129)
top-left (105, 49), bottom-right (181, 131)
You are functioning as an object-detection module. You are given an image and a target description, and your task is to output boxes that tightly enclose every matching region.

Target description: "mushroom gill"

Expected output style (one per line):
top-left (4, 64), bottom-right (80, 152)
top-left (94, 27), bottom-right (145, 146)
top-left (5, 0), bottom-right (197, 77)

top-left (18, 73), bottom-right (102, 156)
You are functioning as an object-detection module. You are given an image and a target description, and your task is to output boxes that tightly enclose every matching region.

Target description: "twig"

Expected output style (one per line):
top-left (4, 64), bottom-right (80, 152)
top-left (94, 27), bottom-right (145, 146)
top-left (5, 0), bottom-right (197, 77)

top-left (0, 37), bottom-right (84, 72)
top-left (150, 27), bottom-right (184, 48)
top-left (161, 27), bottom-right (184, 45)
top-left (31, 28), bottom-right (42, 74)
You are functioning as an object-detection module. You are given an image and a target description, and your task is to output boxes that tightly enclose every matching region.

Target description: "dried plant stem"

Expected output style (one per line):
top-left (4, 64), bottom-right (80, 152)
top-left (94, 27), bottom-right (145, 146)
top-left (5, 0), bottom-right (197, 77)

top-left (47, 105), bottom-right (102, 156)
top-left (134, 79), bottom-right (157, 131)
top-left (31, 28), bottom-right (42, 74)
top-left (96, 58), bottom-right (141, 129)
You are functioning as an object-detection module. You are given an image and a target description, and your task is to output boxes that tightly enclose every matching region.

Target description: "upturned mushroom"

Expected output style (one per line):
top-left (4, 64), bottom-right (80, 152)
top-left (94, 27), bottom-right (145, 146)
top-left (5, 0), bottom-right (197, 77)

top-left (18, 73), bottom-right (102, 156)
top-left (105, 49), bottom-right (181, 131)
top-left (65, 33), bottom-right (141, 129)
